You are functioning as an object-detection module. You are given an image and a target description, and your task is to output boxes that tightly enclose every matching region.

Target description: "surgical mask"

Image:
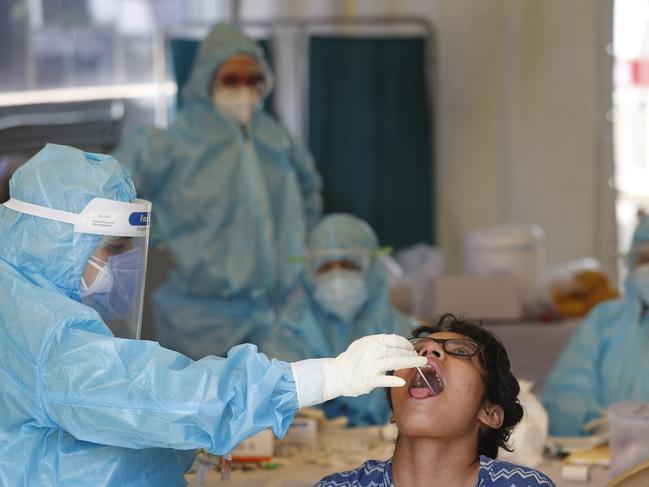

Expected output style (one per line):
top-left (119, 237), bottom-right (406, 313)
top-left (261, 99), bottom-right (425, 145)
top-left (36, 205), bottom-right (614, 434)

top-left (314, 270), bottom-right (368, 321)
top-left (81, 248), bottom-right (143, 321)
top-left (212, 87), bottom-right (259, 126)
top-left (633, 263), bottom-right (649, 305)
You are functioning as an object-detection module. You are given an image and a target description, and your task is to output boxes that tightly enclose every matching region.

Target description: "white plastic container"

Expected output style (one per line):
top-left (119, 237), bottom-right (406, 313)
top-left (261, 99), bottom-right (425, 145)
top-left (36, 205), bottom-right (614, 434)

top-left (609, 401), bottom-right (649, 477)
top-left (464, 225), bottom-right (545, 305)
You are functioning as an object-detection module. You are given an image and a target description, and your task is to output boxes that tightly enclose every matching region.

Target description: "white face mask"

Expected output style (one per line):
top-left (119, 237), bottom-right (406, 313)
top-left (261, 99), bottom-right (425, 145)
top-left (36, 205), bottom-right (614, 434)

top-left (81, 255), bottom-right (113, 297)
top-left (314, 270), bottom-right (368, 321)
top-left (212, 87), bottom-right (260, 126)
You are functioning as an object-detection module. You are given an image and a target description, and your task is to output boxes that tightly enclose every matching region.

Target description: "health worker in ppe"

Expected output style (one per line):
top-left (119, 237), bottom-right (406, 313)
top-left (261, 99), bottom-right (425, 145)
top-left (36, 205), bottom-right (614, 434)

top-left (543, 216), bottom-right (649, 436)
top-left (0, 144), bottom-right (425, 487)
top-left (254, 214), bottom-right (415, 426)
top-left (114, 23), bottom-right (322, 359)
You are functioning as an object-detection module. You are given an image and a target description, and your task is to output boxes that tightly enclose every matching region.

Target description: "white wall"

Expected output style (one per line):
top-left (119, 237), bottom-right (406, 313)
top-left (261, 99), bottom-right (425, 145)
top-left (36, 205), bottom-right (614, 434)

top-left (240, 0), bottom-right (617, 276)
top-left (434, 0), bottom-right (616, 275)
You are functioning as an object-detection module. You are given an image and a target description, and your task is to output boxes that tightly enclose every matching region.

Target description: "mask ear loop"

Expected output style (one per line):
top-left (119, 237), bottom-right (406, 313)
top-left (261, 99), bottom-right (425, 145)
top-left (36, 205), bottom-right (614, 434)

top-left (81, 256), bottom-right (107, 291)
top-left (89, 255), bottom-right (107, 266)
top-left (370, 246), bottom-right (393, 260)
top-left (286, 255), bottom-right (306, 264)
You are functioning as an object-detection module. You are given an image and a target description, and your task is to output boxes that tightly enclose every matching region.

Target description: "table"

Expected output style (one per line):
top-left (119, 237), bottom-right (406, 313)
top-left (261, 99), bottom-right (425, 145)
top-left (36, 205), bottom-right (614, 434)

top-left (185, 424), bottom-right (610, 487)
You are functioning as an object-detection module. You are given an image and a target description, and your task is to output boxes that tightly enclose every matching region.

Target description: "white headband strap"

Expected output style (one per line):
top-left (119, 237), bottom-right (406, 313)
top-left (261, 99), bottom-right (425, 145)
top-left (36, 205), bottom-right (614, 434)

top-left (3, 198), bottom-right (77, 225)
top-left (3, 197), bottom-right (151, 237)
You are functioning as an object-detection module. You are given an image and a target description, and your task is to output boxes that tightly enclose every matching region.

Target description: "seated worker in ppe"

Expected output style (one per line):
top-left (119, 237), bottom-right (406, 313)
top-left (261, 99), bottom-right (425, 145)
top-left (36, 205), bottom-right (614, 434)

top-left (114, 23), bottom-right (322, 359)
top-left (254, 213), bottom-right (414, 426)
top-left (543, 216), bottom-right (649, 436)
top-left (316, 315), bottom-right (556, 487)
top-left (0, 144), bottom-right (425, 487)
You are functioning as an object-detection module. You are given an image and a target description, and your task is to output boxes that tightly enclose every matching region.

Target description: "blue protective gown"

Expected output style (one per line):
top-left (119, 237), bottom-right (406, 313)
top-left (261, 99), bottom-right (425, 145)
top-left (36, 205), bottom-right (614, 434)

top-left (254, 214), bottom-right (414, 426)
top-left (543, 217), bottom-right (649, 436)
top-left (0, 144), bottom-right (299, 486)
top-left (114, 23), bottom-right (322, 359)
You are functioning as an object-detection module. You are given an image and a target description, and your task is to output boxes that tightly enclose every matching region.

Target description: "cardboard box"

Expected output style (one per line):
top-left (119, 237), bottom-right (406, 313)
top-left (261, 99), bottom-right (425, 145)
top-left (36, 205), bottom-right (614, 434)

top-left (231, 429), bottom-right (273, 462)
top-left (432, 275), bottom-right (523, 321)
top-left (282, 417), bottom-right (318, 446)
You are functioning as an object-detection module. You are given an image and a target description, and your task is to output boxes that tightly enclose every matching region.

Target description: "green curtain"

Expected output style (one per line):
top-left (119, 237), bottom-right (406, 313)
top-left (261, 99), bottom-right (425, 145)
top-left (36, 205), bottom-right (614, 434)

top-left (308, 37), bottom-right (434, 249)
top-left (169, 38), bottom-right (199, 109)
top-left (169, 37), bottom-right (275, 114)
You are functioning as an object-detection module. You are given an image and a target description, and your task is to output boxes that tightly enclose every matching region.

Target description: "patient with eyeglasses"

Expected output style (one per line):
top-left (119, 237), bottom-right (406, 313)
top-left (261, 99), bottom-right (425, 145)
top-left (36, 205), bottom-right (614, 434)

top-left (316, 314), bottom-right (556, 487)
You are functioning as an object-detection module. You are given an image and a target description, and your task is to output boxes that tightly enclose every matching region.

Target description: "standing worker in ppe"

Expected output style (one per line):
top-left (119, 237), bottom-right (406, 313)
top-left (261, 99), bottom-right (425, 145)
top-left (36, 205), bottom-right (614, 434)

top-left (0, 144), bottom-right (425, 486)
top-left (543, 216), bottom-right (649, 436)
top-left (114, 23), bottom-right (322, 359)
top-left (254, 214), bottom-right (415, 426)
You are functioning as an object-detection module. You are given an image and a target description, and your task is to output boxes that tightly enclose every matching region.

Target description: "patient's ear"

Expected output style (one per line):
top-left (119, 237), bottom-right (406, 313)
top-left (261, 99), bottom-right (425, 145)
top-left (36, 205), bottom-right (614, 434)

top-left (478, 401), bottom-right (504, 429)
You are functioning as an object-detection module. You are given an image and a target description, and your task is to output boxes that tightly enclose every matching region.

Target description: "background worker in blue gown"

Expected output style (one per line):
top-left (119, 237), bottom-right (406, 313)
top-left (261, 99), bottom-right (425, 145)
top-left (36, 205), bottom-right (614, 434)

top-left (114, 23), bottom-right (322, 359)
top-left (0, 144), bottom-right (425, 487)
top-left (255, 213), bottom-right (415, 426)
top-left (544, 215), bottom-right (649, 435)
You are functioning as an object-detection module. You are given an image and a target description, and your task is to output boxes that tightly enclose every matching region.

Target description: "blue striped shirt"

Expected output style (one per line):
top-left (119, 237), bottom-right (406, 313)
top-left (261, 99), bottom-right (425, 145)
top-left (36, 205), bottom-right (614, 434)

top-left (316, 456), bottom-right (556, 487)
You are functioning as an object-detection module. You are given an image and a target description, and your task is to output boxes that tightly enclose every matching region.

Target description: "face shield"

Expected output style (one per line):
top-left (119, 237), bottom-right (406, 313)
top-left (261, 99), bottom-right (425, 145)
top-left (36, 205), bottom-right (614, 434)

top-left (3, 197), bottom-right (151, 339)
top-left (304, 246), bottom-right (393, 279)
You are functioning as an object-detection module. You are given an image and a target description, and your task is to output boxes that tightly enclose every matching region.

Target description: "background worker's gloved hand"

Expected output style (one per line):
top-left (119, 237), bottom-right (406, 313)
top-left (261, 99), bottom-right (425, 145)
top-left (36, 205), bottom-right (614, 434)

top-left (291, 334), bottom-right (426, 408)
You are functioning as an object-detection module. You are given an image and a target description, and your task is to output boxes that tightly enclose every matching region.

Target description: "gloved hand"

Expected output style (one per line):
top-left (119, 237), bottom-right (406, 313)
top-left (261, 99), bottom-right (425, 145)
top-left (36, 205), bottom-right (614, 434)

top-left (322, 334), bottom-right (426, 402)
top-left (290, 334), bottom-right (426, 408)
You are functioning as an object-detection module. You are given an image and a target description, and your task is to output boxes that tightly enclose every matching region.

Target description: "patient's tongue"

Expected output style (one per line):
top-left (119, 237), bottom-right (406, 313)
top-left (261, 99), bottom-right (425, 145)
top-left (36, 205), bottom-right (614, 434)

top-left (410, 387), bottom-right (433, 399)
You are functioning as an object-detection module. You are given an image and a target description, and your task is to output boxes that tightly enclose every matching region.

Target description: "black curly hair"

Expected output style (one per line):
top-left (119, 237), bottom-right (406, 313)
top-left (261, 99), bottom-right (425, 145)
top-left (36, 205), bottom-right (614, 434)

top-left (388, 313), bottom-right (524, 459)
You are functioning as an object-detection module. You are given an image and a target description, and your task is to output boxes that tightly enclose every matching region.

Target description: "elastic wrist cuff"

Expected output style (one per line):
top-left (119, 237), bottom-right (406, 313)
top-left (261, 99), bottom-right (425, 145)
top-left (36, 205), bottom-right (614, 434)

top-left (290, 358), bottom-right (328, 408)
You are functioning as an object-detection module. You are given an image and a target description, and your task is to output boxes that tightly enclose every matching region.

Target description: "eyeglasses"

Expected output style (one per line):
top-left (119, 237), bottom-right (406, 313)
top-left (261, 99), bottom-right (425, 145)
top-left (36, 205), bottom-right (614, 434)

top-left (217, 73), bottom-right (266, 90)
top-left (409, 337), bottom-right (481, 358)
top-left (316, 260), bottom-right (363, 275)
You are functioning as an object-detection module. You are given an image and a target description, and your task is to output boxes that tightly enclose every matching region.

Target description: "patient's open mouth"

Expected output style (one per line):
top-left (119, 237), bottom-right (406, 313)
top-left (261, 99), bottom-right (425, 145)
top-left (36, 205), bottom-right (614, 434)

top-left (409, 363), bottom-right (444, 399)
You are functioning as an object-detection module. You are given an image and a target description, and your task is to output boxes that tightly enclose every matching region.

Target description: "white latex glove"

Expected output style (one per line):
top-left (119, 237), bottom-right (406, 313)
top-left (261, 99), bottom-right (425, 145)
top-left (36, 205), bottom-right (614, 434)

top-left (322, 334), bottom-right (426, 401)
top-left (291, 334), bottom-right (426, 408)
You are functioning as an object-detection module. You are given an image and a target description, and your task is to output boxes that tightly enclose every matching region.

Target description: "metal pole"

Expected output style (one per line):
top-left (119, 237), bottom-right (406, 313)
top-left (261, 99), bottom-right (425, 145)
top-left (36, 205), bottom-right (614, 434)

top-left (230, 0), bottom-right (241, 25)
